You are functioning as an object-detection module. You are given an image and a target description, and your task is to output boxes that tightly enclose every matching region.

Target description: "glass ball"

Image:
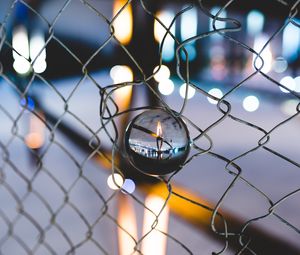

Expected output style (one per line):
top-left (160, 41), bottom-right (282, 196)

top-left (125, 109), bottom-right (190, 176)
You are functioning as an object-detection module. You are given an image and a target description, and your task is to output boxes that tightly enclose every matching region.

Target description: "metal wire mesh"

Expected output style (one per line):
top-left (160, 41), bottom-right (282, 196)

top-left (0, 0), bottom-right (300, 254)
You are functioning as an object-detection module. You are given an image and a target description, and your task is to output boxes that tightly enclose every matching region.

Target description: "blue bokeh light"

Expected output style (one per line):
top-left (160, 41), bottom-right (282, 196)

top-left (122, 179), bottom-right (136, 194)
top-left (20, 96), bottom-right (35, 111)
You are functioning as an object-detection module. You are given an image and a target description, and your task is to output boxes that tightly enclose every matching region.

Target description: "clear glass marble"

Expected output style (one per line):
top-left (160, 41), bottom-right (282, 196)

top-left (125, 109), bottom-right (190, 176)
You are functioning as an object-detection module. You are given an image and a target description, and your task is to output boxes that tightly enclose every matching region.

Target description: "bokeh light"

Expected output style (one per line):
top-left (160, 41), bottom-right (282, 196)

top-left (207, 88), bottom-right (223, 104)
top-left (107, 173), bottom-right (124, 190)
top-left (153, 65), bottom-right (170, 82)
top-left (179, 83), bottom-right (195, 99)
top-left (279, 76), bottom-right (296, 93)
top-left (158, 79), bottom-right (174, 96)
top-left (243, 95), bottom-right (259, 112)
top-left (121, 179), bottom-right (136, 194)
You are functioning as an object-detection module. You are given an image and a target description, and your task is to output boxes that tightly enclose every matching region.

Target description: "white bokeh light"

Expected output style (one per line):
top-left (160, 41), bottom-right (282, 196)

top-left (30, 33), bottom-right (47, 74)
top-left (181, 7), bottom-right (197, 41)
top-left (272, 57), bottom-right (288, 73)
top-left (279, 76), bottom-right (296, 93)
top-left (210, 7), bottom-right (227, 30)
top-left (13, 58), bottom-right (31, 75)
top-left (207, 88), bottom-right (223, 104)
top-left (107, 173), bottom-right (124, 190)
top-left (154, 10), bottom-right (175, 61)
top-left (282, 23), bottom-right (300, 60)
top-left (12, 26), bottom-right (31, 74)
top-left (179, 83), bottom-right (195, 99)
top-left (253, 35), bottom-right (272, 73)
top-left (247, 10), bottom-right (264, 36)
top-left (110, 65), bottom-right (133, 83)
top-left (243, 95), bottom-right (259, 112)
top-left (32, 58), bottom-right (47, 74)
top-left (158, 79), bottom-right (174, 96)
top-left (294, 76), bottom-right (300, 92)
top-left (153, 65), bottom-right (170, 82)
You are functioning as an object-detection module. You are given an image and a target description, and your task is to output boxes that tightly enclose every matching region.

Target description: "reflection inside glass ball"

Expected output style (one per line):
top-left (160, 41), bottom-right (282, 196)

top-left (125, 109), bottom-right (190, 176)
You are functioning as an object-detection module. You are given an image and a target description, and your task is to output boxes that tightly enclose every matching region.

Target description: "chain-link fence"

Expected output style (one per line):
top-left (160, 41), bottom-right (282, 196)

top-left (0, 0), bottom-right (300, 254)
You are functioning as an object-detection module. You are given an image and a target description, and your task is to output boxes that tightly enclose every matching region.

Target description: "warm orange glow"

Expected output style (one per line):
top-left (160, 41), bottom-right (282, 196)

top-left (25, 113), bottom-right (45, 149)
top-left (156, 121), bottom-right (162, 137)
top-left (140, 183), bottom-right (214, 230)
top-left (118, 195), bottom-right (138, 255)
top-left (114, 85), bottom-right (133, 111)
top-left (110, 65), bottom-right (133, 111)
top-left (95, 151), bottom-right (118, 170)
top-left (25, 132), bottom-right (44, 149)
top-left (141, 195), bottom-right (169, 255)
top-left (113, 0), bottom-right (133, 45)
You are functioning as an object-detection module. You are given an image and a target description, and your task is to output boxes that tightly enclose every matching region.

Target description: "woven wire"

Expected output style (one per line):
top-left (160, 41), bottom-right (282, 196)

top-left (0, 0), bottom-right (300, 254)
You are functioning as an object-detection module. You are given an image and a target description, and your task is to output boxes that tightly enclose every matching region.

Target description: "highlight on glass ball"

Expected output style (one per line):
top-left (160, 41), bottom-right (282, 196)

top-left (125, 109), bottom-right (190, 176)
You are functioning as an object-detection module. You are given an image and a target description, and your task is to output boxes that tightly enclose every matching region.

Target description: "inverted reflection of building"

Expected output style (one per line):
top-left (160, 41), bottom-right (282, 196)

top-left (129, 142), bottom-right (186, 160)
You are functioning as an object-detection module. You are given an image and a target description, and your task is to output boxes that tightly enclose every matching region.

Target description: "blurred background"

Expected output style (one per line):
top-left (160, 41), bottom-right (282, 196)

top-left (0, 0), bottom-right (300, 254)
